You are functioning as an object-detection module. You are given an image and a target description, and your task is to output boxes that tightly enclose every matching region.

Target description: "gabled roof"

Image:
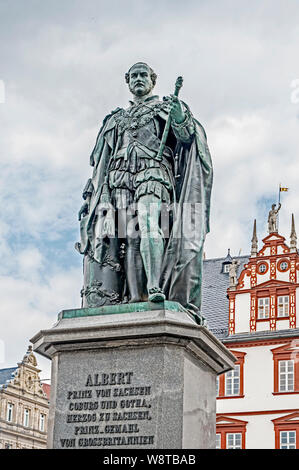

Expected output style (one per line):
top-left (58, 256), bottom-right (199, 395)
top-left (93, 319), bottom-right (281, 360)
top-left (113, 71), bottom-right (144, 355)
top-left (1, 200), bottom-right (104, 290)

top-left (0, 367), bottom-right (18, 388)
top-left (223, 328), bottom-right (299, 344)
top-left (216, 415), bottom-right (248, 426)
top-left (272, 411), bottom-right (299, 424)
top-left (42, 383), bottom-right (51, 400)
top-left (258, 232), bottom-right (291, 256)
top-left (262, 233), bottom-right (286, 244)
top-left (251, 279), bottom-right (298, 290)
top-left (271, 340), bottom-right (299, 354)
top-left (222, 249), bottom-right (233, 264)
top-left (202, 255), bottom-right (249, 339)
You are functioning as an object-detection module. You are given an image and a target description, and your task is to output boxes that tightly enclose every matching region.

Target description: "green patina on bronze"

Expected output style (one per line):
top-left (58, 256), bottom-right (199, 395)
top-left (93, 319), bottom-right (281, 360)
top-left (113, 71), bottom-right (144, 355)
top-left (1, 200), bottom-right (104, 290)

top-left (76, 62), bottom-right (213, 322)
top-left (58, 301), bottom-right (190, 320)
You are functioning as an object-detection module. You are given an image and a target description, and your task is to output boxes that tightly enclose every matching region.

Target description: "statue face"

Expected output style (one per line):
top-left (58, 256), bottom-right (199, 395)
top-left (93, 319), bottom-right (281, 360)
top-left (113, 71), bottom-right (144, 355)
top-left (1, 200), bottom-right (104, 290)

top-left (128, 64), bottom-right (154, 97)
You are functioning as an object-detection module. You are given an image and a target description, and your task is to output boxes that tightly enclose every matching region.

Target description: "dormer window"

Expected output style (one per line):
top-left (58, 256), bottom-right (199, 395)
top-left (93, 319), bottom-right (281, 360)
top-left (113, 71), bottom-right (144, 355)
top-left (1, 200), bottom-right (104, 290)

top-left (222, 248), bottom-right (233, 273)
top-left (223, 264), bottom-right (230, 273)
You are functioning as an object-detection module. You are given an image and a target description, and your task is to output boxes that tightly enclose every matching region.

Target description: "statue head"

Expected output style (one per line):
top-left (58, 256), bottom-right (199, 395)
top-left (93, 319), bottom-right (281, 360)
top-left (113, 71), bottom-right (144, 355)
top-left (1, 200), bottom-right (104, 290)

top-left (125, 62), bottom-right (157, 98)
top-left (272, 204), bottom-right (276, 210)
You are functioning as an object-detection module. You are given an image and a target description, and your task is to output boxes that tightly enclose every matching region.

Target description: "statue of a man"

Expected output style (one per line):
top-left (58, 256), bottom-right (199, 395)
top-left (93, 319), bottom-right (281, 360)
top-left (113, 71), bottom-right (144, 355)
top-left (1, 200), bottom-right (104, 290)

top-left (229, 260), bottom-right (240, 288)
top-left (76, 62), bottom-right (213, 317)
top-left (268, 203), bottom-right (281, 233)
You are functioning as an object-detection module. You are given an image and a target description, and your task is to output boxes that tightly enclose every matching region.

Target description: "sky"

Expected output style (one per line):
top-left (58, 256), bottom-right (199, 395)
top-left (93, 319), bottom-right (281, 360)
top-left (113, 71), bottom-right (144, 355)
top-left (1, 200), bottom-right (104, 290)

top-left (0, 0), bottom-right (299, 380)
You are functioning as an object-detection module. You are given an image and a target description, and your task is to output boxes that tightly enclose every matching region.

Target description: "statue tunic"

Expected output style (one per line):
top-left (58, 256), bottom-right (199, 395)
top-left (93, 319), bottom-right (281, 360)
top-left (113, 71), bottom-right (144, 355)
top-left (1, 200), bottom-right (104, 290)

top-left (107, 96), bottom-right (190, 209)
top-left (77, 94), bottom-right (213, 315)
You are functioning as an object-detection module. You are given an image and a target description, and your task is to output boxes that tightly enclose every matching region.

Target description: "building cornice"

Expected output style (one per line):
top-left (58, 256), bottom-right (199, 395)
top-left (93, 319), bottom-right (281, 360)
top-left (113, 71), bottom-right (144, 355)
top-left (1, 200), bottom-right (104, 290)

top-left (0, 387), bottom-right (49, 407)
top-left (223, 329), bottom-right (299, 348)
top-left (0, 423), bottom-right (47, 444)
top-left (217, 408), bottom-right (299, 417)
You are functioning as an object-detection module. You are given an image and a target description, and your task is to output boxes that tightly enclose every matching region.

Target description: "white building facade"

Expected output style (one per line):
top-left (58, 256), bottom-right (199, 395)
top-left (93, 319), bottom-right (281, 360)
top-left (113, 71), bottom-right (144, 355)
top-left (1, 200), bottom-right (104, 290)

top-left (203, 216), bottom-right (299, 449)
top-left (0, 346), bottom-right (50, 449)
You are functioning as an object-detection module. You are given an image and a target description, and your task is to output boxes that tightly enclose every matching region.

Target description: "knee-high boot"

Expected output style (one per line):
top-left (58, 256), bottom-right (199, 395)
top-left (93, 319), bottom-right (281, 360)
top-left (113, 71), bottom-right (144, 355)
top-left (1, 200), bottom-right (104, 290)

top-left (125, 238), bottom-right (147, 302)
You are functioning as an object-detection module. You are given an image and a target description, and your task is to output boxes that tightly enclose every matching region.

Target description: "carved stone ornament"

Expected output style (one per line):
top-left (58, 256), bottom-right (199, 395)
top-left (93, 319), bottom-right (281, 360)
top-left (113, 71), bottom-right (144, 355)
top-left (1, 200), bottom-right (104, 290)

top-left (22, 346), bottom-right (38, 367)
top-left (81, 281), bottom-right (120, 308)
top-left (25, 374), bottom-right (35, 392)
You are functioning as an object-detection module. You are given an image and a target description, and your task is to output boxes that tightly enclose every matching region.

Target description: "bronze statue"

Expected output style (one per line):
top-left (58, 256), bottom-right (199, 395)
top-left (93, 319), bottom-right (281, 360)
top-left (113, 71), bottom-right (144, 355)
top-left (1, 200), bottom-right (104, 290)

top-left (76, 62), bottom-right (213, 318)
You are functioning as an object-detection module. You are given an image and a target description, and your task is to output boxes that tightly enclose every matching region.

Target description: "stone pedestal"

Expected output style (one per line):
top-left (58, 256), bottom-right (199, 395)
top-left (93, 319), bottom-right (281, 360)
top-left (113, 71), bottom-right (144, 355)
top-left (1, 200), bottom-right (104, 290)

top-left (31, 302), bottom-right (235, 449)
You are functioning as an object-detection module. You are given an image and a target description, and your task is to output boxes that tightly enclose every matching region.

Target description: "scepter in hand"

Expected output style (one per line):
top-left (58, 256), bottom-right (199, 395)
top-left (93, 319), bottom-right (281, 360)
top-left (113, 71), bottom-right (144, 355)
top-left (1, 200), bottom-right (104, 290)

top-left (156, 76), bottom-right (183, 161)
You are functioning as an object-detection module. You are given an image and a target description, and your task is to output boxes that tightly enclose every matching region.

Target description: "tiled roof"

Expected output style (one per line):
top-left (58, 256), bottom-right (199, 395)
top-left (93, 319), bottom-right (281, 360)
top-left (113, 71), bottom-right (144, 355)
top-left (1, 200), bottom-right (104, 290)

top-left (42, 383), bottom-right (51, 400)
top-left (0, 367), bottom-right (18, 388)
top-left (201, 255), bottom-right (249, 339)
top-left (223, 328), bottom-right (299, 344)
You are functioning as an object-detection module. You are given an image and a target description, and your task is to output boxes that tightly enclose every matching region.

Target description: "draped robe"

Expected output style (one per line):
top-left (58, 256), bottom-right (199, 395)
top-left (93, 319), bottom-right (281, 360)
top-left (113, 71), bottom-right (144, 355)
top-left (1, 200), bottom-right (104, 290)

top-left (76, 96), bottom-right (213, 317)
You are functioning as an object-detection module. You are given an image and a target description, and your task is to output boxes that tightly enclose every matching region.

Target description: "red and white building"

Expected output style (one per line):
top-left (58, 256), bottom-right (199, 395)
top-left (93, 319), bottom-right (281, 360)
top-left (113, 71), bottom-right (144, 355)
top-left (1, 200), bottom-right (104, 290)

top-left (202, 214), bottom-right (299, 449)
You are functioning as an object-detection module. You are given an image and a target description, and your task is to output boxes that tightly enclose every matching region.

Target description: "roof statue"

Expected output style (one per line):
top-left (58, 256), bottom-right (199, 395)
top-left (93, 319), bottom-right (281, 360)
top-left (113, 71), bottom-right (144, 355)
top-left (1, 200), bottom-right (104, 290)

top-left (75, 62), bottom-right (213, 320)
top-left (229, 259), bottom-right (240, 288)
top-left (21, 345), bottom-right (37, 367)
top-left (268, 203), bottom-right (281, 233)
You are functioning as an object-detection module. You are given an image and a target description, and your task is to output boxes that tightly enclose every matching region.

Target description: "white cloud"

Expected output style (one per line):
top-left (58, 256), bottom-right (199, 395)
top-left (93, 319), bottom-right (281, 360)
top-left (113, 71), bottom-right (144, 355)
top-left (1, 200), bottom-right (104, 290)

top-left (0, 266), bottom-right (82, 379)
top-left (18, 247), bottom-right (44, 275)
top-left (0, 0), bottom-right (299, 377)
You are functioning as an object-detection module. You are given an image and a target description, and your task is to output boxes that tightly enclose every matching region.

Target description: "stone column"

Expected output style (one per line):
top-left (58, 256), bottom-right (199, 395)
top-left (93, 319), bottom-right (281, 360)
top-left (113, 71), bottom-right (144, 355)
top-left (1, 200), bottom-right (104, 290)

top-left (31, 302), bottom-right (235, 449)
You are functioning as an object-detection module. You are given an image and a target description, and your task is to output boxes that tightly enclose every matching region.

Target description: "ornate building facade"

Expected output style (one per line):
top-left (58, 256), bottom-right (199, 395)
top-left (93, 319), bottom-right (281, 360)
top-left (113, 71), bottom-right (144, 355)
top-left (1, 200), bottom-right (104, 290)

top-left (202, 212), bottom-right (299, 449)
top-left (0, 346), bottom-right (50, 449)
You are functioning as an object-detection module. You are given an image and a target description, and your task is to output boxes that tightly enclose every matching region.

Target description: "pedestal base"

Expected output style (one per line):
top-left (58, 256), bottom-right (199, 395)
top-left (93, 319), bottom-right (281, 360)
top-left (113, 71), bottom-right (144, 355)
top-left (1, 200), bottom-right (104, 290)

top-left (31, 302), bottom-right (235, 449)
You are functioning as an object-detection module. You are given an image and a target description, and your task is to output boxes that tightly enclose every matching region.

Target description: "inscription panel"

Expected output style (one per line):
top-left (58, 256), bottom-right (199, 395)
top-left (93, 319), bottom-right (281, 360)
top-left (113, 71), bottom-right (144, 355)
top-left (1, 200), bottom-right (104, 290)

top-left (61, 371), bottom-right (154, 448)
top-left (52, 346), bottom-right (184, 449)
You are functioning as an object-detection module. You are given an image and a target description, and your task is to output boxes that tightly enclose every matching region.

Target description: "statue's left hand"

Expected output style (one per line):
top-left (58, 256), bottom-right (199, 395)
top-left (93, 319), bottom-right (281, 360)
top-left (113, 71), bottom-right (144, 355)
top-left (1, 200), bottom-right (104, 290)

top-left (78, 202), bottom-right (89, 221)
top-left (163, 95), bottom-right (186, 124)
